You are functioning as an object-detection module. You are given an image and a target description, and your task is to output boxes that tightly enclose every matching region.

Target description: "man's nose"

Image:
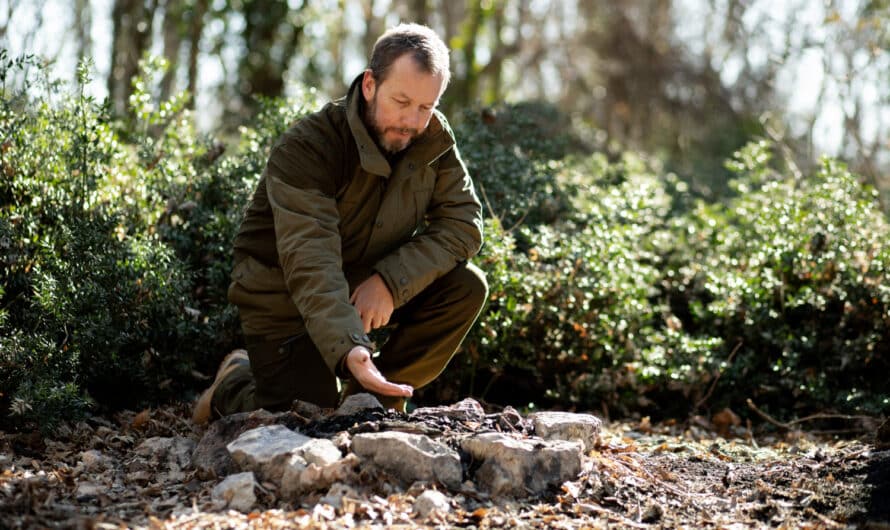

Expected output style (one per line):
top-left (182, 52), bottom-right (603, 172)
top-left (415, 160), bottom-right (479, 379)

top-left (401, 108), bottom-right (422, 130)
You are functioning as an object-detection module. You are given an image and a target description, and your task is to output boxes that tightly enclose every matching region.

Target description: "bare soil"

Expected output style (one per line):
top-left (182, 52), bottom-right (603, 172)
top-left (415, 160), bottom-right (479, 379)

top-left (0, 403), bottom-right (887, 529)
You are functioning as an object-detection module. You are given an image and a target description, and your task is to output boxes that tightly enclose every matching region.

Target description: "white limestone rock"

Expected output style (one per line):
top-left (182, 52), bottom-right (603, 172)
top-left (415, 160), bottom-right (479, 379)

top-left (352, 431), bottom-right (462, 489)
top-left (461, 432), bottom-right (583, 497)
top-left (226, 425), bottom-right (313, 482)
top-left (280, 453), bottom-right (359, 500)
top-left (530, 411), bottom-right (603, 451)
top-left (410, 398), bottom-right (486, 422)
top-left (334, 393), bottom-right (384, 416)
top-left (211, 471), bottom-right (258, 512)
top-left (414, 489), bottom-right (451, 518)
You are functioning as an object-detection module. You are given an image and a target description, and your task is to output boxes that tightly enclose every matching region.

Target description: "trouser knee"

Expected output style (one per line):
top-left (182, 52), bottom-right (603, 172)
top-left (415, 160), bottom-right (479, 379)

top-left (441, 261), bottom-right (488, 316)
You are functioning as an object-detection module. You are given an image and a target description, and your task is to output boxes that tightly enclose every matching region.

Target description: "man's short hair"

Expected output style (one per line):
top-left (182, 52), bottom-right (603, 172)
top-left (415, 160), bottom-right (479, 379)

top-left (369, 23), bottom-right (451, 88)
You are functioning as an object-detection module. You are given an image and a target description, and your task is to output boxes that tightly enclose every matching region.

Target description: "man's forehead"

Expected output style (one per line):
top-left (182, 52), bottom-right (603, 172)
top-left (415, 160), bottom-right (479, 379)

top-left (389, 88), bottom-right (440, 104)
top-left (378, 76), bottom-right (443, 103)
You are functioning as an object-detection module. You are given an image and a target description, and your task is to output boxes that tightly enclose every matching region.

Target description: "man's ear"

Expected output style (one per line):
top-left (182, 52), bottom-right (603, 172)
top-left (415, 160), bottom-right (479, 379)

top-left (361, 70), bottom-right (376, 102)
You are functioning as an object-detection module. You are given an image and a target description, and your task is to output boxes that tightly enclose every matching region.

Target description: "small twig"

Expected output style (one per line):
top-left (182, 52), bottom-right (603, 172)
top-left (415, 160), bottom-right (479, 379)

top-left (692, 340), bottom-right (743, 413)
top-left (747, 399), bottom-right (876, 433)
top-left (785, 412), bottom-right (877, 427)
top-left (504, 199), bottom-right (534, 234)
top-left (475, 181), bottom-right (501, 227)
top-left (746, 418), bottom-right (759, 449)
top-left (809, 428), bottom-right (872, 436)
top-left (478, 369), bottom-right (502, 402)
top-left (746, 399), bottom-right (792, 429)
top-left (760, 114), bottom-right (803, 182)
top-left (804, 507), bottom-right (845, 528)
top-left (606, 452), bottom-right (712, 502)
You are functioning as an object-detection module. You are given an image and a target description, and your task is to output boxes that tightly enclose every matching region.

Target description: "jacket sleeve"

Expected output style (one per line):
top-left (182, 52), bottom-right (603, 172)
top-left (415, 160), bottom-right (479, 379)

top-left (265, 133), bottom-right (375, 374)
top-left (373, 144), bottom-right (484, 307)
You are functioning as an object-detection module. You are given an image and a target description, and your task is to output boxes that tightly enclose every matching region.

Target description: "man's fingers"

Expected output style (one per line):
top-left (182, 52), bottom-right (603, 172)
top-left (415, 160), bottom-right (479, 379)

top-left (346, 346), bottom-right (412, 398)
top-left (352, 359), bottom-right (412, 397)
top-left (363, 311), bottom-right (389, 332)
top-left (360, 311), bottom-right (372, 333)
top-left (372, 311), bottom-right (391, 330)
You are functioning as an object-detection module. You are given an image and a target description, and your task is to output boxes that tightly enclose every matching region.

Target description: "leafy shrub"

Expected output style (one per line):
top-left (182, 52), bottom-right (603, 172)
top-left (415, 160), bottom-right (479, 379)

top-left (2, 51), bottom-right (885, 429)
top-left (664, 141), bottom-right (890, 416)
top-left (0, 54), bottom-right (319, 430)
top-left (454, 101), bottom-right (580, 228)
top-left (427, 129), bottom-right (888, 420)
top-left (426, 151), bottom-right (721, 416)
top-left (0, 55), bottom-right (193, 428)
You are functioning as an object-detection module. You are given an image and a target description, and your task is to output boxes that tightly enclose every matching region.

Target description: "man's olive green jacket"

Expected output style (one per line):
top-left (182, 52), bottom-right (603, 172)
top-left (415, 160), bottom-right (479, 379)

top-left (228, 75), bottom-right (484, 375)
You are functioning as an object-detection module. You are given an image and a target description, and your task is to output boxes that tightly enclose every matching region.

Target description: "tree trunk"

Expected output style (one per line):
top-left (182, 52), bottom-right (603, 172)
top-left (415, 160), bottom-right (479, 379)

top-left (235, 0), bottom-right (303, 118)
top-left (410, 0), bottom-right (428, 24)
top-left (159, 0), bottom-right (183, 103)
top-left (440, 0), bottom-right (462, 47)
top-left (448, 1), bottom-right (483, 109)
top-left (72, 0), bottom-right (92, 67)
top-left (186, 0), bottom-right (208, 107)
top-left (362, 0), bottom-right (385, 59)
top-left (108, 0), bottom-right (158, 118)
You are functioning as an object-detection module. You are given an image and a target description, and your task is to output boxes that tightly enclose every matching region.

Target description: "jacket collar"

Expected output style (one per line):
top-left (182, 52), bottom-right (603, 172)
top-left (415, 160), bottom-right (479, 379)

top-left (345, 74), bottom-right (454, 178)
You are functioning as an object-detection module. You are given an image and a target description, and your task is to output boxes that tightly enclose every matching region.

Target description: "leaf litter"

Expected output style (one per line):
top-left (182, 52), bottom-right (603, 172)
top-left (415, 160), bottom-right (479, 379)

top-left (0, 403), bottom-right (887, 528)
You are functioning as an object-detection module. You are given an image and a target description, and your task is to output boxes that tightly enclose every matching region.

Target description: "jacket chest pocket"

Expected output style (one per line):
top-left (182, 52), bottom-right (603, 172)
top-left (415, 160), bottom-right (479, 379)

top-left (365, 164), bottom-right (437, 259)
top-left (411, 165), bottom-right (437, 228)
top-left (337, 170), bottom-right (384, 247)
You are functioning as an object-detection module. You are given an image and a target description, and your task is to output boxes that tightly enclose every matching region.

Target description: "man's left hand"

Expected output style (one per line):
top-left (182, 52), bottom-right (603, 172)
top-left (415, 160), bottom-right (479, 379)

top-left (350, 273), bottom-right (394, 333)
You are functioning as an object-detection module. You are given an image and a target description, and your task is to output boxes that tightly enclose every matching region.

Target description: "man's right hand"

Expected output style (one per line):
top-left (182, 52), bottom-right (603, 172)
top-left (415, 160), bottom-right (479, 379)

top-left (345, 346), bottom-right (414, 397)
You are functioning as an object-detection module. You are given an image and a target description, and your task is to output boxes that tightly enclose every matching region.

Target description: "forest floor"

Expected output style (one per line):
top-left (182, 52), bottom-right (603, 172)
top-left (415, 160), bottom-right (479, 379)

top-left (0, 401), bottom-right (887, 529)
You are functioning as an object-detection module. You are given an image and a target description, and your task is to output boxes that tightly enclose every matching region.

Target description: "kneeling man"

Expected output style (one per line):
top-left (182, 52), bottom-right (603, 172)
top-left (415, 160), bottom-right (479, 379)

top-left (193, 23), bottom-right (487, 422)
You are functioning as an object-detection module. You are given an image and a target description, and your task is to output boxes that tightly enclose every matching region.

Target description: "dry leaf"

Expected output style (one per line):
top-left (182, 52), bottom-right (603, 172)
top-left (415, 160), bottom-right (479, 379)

top-left (131, 409), bottom-right (151, 430)
top-left (712, 408), bottom-right (742, 437)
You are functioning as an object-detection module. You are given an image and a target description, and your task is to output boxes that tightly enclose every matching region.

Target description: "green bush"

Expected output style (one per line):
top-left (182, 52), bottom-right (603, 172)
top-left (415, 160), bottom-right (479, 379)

top-left (0, 55), bottom-right (193, 428)
top-left (454, 101), bottom-right (579, 228)
top-left (2, 51), bottom-right (885, 429)
top-left (664, 141), bottom-right (890, 416)
top-left (0, 54), bottom-right (319, 430)
top-left (427, 131), bottom-right (888, 420)
top-left (427, 151), bottom-right (721, 416)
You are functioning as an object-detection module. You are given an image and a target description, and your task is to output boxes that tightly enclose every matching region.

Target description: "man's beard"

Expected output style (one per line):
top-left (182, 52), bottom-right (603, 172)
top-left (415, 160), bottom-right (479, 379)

top-left (364, 94), bottom-right (419, 155)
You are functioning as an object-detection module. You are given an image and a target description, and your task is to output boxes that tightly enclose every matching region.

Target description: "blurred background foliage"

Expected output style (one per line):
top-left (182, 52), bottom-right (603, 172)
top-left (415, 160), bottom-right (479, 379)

top-left (0, 0), bottom-right (888, 430)
top-left (4, 0), bottom-right (890, 202)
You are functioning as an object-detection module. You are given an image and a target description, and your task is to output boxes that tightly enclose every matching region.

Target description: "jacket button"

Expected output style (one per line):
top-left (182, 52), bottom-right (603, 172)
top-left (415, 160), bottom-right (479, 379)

top-left (399, 277), bottom-right (408, 285)
top-left (408, 162), bottom-right (415, 170)
top-left (376, 221), bottom-right (383, 228)
top-left (362, 334), bottom-right (370, 342)
top-left (350, 332), bottom-right (360, 341)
